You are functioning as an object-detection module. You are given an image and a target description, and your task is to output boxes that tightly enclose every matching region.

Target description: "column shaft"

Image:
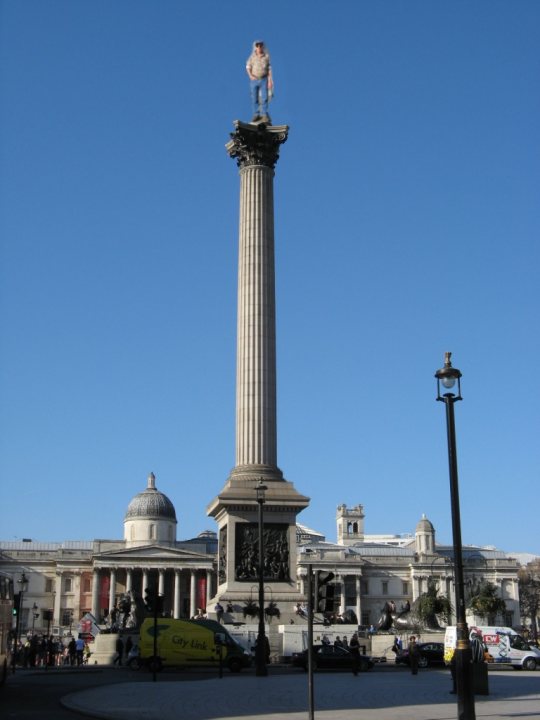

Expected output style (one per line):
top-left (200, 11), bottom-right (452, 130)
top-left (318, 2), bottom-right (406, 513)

top-left (189, 571), bottom-right (197, 618)
top-left (236, 165), bottom-right (277, 468)
top-left (91, 569), bottom-right (100, 618)
top-left (174, 570), bottom-right (181, 619)
top-left (109, 569), bottom-right (116, 613)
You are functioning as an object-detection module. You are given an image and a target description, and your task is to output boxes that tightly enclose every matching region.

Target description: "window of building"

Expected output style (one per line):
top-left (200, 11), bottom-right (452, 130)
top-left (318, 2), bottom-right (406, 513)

top-left (82, 577), bottom-right (91, 593)
top-left (64, 577), bottom-right (72, 593)
top-left (382, 581), bottom-right (388, 595)
top-left (361, 610), bottom-right (370, 626)
top-left (149, 524), bottom-right (156, 540)
top-left (402, 581), bottom-right (409, 595)
top-left (360, 579), bottom-right (369, 595)
top-left (45, 577), bottom-right (53, 593)
top-left (61, 609), bottom-right (73, 626)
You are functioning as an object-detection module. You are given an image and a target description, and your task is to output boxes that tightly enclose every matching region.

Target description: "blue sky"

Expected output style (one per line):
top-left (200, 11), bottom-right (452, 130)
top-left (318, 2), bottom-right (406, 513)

top-left (1, 1), bottom-right (539, 556)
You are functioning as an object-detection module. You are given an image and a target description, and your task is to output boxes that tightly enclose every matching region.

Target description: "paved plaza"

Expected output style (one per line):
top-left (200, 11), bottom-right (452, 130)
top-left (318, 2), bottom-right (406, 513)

top-left (62, 668), bottom-right (540, 720)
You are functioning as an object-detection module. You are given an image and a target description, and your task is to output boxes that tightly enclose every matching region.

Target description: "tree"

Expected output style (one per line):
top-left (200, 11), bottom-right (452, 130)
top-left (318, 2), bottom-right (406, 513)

top-left (518, 560), bottom-right (540, 642)
top-left (467, 581), bottom-right (506, 622)
top-left (415, 578), bottom-right (453, 629)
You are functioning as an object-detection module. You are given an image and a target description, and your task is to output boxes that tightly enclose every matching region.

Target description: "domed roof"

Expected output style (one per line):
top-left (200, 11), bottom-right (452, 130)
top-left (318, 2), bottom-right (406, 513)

top-left (125, 473), bottom-right (177, 521)
top-left (416, 513), bottom-right (434, 533)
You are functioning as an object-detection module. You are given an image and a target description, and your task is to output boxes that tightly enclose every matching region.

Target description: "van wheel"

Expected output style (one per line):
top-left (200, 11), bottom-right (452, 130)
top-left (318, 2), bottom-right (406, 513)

top-left (148, 656), bottom-right (163, 673)
top-left (228, 659), bottom-right (242, 673)
top-left (523, 658), bottom-right (537, 671)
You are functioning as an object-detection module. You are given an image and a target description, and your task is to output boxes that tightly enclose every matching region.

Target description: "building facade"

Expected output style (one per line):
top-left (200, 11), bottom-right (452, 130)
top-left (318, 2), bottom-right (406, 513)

top-left (0, 483), bottom-right (522, 637)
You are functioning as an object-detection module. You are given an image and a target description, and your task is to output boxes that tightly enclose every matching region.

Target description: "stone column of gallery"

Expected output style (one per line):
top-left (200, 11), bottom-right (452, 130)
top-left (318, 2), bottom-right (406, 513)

top-left (207, 122), bottom-right (309, 620)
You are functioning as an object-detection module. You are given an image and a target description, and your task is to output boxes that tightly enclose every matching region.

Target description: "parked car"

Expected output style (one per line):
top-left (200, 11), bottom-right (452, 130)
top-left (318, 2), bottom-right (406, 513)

top-left (292, 644), bottom-right (373, 672)
top-left (395, 642), bottom-right (445, 668)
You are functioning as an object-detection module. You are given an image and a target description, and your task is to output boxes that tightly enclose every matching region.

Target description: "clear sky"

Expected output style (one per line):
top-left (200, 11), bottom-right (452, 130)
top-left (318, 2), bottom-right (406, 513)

top-left (1, 1), bottom-right (539, 556)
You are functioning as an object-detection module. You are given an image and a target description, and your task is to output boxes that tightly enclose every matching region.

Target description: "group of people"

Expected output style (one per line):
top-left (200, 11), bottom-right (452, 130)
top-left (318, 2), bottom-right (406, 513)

top-left (322, 632), bottom-right (363, 675)
top-left (12, 633), bottom-right (90, 667)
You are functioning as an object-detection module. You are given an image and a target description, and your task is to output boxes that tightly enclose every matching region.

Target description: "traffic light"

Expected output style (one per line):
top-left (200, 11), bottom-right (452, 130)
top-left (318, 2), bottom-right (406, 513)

top-left (317, 571), bottom-right (336, 613)
top-left (13, 592), bottom-right (21, 616)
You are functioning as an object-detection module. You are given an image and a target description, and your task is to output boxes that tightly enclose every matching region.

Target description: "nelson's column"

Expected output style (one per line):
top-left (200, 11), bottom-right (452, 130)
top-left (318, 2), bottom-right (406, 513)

top-left (207, 120), bottom-right (309, 624)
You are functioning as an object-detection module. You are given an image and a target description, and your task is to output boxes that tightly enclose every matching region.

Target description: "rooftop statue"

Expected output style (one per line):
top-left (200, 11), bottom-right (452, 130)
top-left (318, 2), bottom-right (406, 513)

top-left (246, 40), bottom-right (273, 124)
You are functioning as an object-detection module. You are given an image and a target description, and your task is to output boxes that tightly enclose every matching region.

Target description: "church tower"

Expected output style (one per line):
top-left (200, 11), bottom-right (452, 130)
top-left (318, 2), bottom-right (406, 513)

top-left (337, 504), bottom-right (365, 546)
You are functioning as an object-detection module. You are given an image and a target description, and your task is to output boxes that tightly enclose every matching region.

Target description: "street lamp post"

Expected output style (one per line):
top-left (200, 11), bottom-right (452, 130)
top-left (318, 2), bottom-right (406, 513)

top-left (255, 479), bottom-right (268, 677)
top-left (12, 572), bottom-right (29, 673)
top-left (31, 603), bottom-right (40, 633)
top-left (435, 352), bottom-right (475, 720)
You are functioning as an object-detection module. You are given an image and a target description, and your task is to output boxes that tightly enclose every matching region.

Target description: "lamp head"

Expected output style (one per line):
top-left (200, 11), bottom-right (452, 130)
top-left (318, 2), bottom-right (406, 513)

top-left (435, 351), bottom-right (462, 401)
top-left (255, 478), bottom-right (267, 503)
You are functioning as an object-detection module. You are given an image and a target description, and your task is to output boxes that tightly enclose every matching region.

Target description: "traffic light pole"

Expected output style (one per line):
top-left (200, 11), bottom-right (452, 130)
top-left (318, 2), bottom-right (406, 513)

top-left (307, 564), bottom-right (314, 720)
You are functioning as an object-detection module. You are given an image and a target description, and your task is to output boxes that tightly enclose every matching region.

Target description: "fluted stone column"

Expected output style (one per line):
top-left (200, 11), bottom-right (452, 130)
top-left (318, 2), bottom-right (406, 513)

top-left (206, 570), bottom-right (212, 609)
top-left (207, 122), bottom-right (309, 612)
top-left (226, 121), bottom-right (289, 482)
top-left (174, 570), bottom-right (181, 619)
top-left (158, 569), bottom-right (165, 596)
top-left (109, 569), bottom-right (116, 612)
top-left (189, 571), bottom-right (197, 618)
top-left (91, 569), bottom-right (100, 617)
top-left (355, 575), bottom-right (362, 625)
top-left (54, 572), bottom-right (62, 625)
top-left (142, 570), bottom-right (149, 596)
top-left (126, 568), bottom-right (133, 593)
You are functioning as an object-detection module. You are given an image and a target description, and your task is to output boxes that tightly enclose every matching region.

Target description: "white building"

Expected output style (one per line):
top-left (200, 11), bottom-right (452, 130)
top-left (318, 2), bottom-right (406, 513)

top-left (0, 487), bottom-right (522, 637)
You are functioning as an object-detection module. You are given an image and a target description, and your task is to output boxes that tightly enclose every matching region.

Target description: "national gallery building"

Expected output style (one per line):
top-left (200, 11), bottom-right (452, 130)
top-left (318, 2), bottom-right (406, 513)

top-left (0, 473), bottom-right (522, 636)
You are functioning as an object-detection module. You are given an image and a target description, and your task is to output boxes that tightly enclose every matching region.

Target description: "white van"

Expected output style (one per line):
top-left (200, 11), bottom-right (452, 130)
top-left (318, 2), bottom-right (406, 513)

top-left (444, 625), bottom-right (540, 671)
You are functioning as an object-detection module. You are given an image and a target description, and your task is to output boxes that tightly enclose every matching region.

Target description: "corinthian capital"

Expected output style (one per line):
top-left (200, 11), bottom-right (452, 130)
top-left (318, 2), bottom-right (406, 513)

top-left (226, 120), bottom-right (289, 169)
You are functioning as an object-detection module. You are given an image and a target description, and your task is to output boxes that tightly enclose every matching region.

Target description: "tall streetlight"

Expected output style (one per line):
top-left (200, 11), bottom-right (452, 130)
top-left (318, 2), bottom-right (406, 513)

top-left (435, 352), bottom-right (475, 720)
top-left (12, 572), bottom-right (29, 673)
top-left (255, 479), bottom-right (268, 676)
top-left (31, 603), bottom-right (40, 633)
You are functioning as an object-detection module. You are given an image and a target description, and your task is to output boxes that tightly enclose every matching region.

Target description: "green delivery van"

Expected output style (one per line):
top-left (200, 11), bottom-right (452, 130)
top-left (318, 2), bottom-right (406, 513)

top-left (138, 618), bottom-right (252, 672)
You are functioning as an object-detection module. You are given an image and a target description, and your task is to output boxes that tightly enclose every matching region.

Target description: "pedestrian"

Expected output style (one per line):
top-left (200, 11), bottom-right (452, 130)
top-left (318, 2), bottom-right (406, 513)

top-left (215, 601), bottom-right (224, 624)
top-left (68, 636), bottom-right (77, 666)
top-left (75, 635), bottom-right (85, 666)
top-left (408, 635), bottom-right (420, 675)
top-left (114, 636), bottom-right (124, 666)
top-left (342, 636), bottom-right (349, 649)
top-left (349, 632), bottom-right (361, 676)
top-left (334, 635), bottom-right (343, 647)
top-left (246, 40), bottom-right (273, 124)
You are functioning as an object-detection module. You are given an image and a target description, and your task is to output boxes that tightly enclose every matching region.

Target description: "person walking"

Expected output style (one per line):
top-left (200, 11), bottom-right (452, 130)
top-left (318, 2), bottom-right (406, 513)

top-left (349, 632), bottom-right (361, 676)
top-left (246, 40), bottom-right (273, 123)
top-left (408, 635), bottom-right (420, 675)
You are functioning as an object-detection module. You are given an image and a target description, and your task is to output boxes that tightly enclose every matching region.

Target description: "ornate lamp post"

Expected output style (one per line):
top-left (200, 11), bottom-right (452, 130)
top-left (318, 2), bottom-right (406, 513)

top-left (17, 572), bottom-right (29, 639)
top-left (12, 572), bottom-right (29, 673)
top-left (31, 603), bottom-right (40, 633)
top-left (435, 352), bottom-right (475, 720)
top-left (255, 479), bottom-right (268, 676)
